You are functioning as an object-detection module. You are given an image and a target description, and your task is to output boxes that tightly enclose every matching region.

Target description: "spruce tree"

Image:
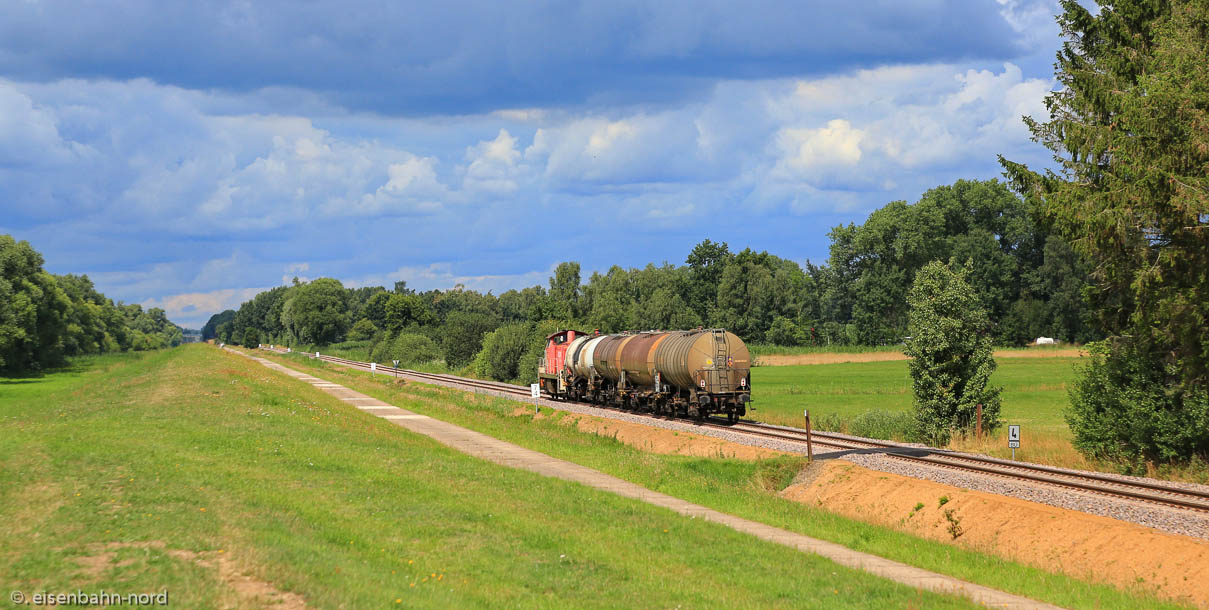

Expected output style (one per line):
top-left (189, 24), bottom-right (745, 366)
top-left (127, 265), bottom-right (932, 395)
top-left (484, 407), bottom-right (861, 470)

top-left (1001, 1), bottom-right (1209, 462)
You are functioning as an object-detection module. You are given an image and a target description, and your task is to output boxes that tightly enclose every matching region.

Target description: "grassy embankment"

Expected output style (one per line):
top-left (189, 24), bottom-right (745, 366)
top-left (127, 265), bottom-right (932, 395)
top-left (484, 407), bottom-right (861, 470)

top-left (1, 345), bottom-right (982, 609)
top-left (750, 357), bottom-right (1207, 483)
top-left (252, 347), bottom-right (1188, 610)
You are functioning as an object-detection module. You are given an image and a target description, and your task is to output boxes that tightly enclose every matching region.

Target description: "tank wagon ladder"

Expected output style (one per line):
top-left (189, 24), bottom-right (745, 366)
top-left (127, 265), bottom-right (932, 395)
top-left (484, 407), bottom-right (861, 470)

top-left (712, 329), bottom-right (731, 392)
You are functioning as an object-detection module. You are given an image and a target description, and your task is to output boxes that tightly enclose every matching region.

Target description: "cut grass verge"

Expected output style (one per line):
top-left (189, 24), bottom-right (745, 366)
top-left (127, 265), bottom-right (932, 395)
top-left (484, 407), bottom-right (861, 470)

top-left (2, 345), bottom-right (978, 609)
top-left (255, 348), bottom-right (1191, 610)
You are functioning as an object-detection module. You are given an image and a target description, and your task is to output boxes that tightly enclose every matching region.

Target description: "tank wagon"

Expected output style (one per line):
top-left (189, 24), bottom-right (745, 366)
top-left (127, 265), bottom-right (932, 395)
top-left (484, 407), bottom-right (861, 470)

top-left (538, 328), bottom-right (751, 422)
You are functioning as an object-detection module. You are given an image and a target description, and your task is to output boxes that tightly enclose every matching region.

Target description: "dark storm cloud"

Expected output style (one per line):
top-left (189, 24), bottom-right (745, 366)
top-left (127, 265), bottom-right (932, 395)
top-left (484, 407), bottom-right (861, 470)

top-left (1, 0), bottom-right (1025, 114)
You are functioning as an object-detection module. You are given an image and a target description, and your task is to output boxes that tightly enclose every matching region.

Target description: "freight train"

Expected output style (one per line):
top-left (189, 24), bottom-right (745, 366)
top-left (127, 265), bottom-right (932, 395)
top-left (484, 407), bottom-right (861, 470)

top-left (539, 328), bottom-right (751, 422)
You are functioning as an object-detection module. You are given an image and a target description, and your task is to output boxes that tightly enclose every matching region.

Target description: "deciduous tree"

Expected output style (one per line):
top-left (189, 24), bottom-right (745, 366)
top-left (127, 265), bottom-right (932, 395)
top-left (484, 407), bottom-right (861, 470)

top-left (905, 260), bottom-right (1002, 445)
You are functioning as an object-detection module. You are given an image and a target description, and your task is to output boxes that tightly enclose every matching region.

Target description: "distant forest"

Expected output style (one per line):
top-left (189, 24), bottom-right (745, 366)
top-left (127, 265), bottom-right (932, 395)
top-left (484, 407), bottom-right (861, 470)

top-left (205, 179), bottom-right (1098, 381)
top-left (0, 235), bottom-right (184, 374)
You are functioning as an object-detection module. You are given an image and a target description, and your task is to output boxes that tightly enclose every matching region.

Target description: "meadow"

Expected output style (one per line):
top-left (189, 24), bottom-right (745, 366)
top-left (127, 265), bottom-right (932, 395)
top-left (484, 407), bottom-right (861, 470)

top-left (750, 357), bottom-right (1077, 438)
top-left (0, 345), bottom-right (979, 609)
top-left (750, 356), bottom-right (1206, 482)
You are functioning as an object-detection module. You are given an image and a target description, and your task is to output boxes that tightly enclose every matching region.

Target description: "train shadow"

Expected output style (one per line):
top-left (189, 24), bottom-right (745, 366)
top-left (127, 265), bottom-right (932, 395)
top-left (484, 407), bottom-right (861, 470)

top-left (811, 446), bottom-right (941, 461)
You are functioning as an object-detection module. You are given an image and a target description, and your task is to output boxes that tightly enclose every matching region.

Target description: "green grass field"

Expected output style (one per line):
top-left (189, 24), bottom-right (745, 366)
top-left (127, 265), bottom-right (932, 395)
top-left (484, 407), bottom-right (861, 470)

top-left (254, 347), bottom-right (1187, 610)
top-left (751, 358), bottom-right (1078, 438)
top-left (748, 343), bottom-right (1079, 359)
top-left (1, 345), bottom-right (983, 609)
top-left (749, 357), bottom-right (1208, 483)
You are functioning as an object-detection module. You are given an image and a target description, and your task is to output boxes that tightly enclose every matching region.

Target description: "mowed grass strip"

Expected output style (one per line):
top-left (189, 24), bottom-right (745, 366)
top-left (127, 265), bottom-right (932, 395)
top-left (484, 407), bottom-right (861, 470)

top-left (0, 346), bottom-right (976, 609)
top-left (254, 348), bottom-right (1188, 610)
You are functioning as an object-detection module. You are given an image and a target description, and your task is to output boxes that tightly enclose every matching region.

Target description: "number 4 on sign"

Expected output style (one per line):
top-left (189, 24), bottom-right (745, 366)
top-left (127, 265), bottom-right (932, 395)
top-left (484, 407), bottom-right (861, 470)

top-left (1008, 424), bottom-right (1021, 459)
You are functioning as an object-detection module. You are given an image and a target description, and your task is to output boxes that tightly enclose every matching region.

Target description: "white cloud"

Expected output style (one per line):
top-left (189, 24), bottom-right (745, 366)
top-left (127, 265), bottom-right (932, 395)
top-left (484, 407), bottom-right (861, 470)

top-left (777, 119), bottom-right (865, 170)
top-left (349, 262), bottom-right (552, 295)
top-left (2, 58), bottom-right (1059, 322)
top-left (282, 262), bottom-right (310, 285)
top-left (141, 286), bottom-right (267, 328)
top-left (0, 81), bottom-right (90, 167)
top-left (526, 113), bottom-right (707, 184)
top-left (463, 128), bottom-right (523, 193)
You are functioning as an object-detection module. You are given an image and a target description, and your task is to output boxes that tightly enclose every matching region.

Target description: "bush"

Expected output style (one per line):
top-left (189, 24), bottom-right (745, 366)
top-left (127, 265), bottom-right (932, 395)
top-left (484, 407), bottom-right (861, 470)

top-left (441, 312), bottom-right (498, 369)
top-left (347, 318), bottom-right (378, 341)
top-left (241, 327), bottom-right (259, 349)
top-left (474, 324), bottom-right (530, 381)
top-left (1067, 340), bottom-right (1209, 468)
top-left (904, 259), bottom-right (1001, 445)
top-left (848, 410), bottom-right (918, 442)
top-left (765, 316), bottom-right (802, 346)
top-left (371, 333), bottom-right (439, 367)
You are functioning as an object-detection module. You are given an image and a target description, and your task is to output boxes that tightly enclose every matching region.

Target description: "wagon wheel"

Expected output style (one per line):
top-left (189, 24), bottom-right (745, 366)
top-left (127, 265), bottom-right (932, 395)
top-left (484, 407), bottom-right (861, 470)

top-left (726, 411), bottom-right (738, 424)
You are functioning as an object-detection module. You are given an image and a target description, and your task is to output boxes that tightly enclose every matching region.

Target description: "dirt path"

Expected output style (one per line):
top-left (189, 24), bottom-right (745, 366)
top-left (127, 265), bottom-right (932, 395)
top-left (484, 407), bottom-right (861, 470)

top-left (758, 348), bottom-right (1085, 366)
top-left (783, 460), bottom-right (1209, 608)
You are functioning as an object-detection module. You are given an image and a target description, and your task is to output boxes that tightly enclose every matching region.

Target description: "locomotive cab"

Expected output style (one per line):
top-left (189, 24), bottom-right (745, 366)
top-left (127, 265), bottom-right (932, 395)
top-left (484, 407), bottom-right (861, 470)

top-left (538, 329), bottom-right (583, 398)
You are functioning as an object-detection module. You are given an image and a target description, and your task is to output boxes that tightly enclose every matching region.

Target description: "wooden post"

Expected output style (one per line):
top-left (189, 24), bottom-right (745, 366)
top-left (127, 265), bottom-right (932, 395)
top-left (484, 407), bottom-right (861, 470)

top-left (976, 403), bottom-right (983, 441)
top-left (804, 409), bottom-right (813, 461)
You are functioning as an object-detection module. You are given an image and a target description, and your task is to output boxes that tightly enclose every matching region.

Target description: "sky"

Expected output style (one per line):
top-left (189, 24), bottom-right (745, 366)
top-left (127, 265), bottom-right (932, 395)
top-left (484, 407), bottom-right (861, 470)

top-left (0, 0), bottom-right (1070, 329)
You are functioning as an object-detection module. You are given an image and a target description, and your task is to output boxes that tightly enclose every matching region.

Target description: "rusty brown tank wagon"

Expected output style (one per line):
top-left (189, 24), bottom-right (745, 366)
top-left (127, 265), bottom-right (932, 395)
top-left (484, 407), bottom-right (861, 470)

top-left (539, 328), bottom-right (751, 422)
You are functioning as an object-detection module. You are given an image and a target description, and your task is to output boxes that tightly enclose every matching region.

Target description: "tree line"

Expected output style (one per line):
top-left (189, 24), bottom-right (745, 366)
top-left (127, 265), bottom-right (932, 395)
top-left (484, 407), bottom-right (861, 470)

top-left (1, 235), bottom-right (184, 374)
top-left (205, 177), bottom-right (1097, 382)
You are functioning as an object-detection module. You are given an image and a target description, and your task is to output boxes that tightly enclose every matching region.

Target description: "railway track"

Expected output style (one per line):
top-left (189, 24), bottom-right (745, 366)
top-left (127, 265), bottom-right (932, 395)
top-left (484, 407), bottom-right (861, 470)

top-left (258, 345), bottom-right (1209, 514)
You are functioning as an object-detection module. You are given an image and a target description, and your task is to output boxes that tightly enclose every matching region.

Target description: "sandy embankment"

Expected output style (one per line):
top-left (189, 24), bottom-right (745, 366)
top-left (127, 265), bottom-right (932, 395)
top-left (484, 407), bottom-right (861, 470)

top-left (783, 460), bottom-right (1209, 608)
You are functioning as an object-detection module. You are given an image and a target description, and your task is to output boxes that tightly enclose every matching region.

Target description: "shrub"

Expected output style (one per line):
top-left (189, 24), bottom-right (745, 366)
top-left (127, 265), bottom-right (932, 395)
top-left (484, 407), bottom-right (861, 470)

top-left (347, 318), bottom-right (378, 341)
top-left (765, 316), bottom-right (802, 346)
top-left (441, 312), bottom-right (499, 369)
top-left (372, 333), bottom-right (439, 367)
top-left (848, 410), bottom-right (918, 442)
top-left (241, 327), bottom-right (259, 349)
top-left (474, 324), bottom-right (531, 381)
top-left (1067, 340), bottom-right (1209, 468)
top-left (904, 259), bottom-right (1001, 445)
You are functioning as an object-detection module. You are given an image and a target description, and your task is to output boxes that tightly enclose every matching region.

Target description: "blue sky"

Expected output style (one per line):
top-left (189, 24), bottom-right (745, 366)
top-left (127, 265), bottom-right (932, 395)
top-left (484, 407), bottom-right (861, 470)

top-left (0, 0), bottom-right (1066, 329)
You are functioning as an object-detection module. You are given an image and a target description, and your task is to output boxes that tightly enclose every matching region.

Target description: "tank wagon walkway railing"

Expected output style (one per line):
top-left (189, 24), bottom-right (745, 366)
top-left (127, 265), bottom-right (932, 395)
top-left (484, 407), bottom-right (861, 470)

top-left (229, 346), bottom-right (1062, 610)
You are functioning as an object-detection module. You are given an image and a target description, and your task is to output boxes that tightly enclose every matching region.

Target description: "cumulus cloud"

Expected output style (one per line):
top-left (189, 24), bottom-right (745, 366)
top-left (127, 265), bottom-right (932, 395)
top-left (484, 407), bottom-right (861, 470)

top-left (777, 119), bottom-right (866, 171)
top-left (349, 262), bottom-right (552, 296)
top-left (0, 2), bottom-right (1065, 328)
top-left (0, 82), bottom-right (88, 167)
top-left (463, 129), bottom-right (524, 194)
top-left (141, 287), bottom-right (268, 328)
